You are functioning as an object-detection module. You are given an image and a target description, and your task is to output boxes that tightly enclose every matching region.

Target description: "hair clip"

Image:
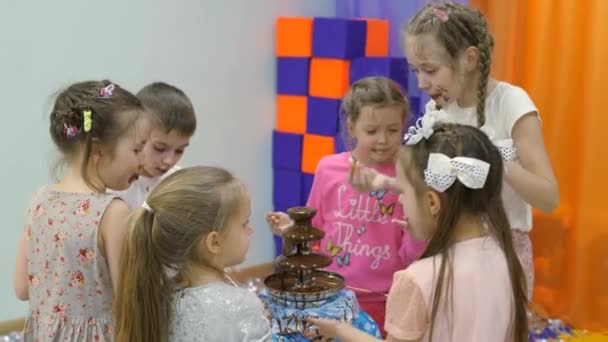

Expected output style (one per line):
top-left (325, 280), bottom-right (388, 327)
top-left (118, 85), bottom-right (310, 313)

top-left (100, 83), bottom-right (115, 98)
top-left (83, 110), bottom-right (93, 132)
top-left (432, 8), bottom-right (449, 23)
top-left (424, 153), bottom-right (490, 192)
top-left (63, 124), bottom-right (79, 138)
top-left (142, 201), bottom-right (153, 213)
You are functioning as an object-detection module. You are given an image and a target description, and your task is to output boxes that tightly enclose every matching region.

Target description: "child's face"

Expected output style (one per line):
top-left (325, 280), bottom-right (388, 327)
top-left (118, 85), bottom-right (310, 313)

top-left (141, 125), bottom-right (191, 178)
top-left (396, 162), bottom-right (436, 240)
top-left (97, 115), bottom-right (148, 190)
top-left (348, 105), bottom-right (403, 166)
top-left (219, 189), bottom-right (253, 267)
top-left (404, 33), bottom-right (467, 108)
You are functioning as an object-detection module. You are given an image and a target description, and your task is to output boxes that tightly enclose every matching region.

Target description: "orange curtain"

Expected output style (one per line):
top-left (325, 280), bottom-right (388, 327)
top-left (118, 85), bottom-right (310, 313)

top-left (470, 0), bottom-right (608, 330)
top-left (469, 0), bottom-right (608, 331)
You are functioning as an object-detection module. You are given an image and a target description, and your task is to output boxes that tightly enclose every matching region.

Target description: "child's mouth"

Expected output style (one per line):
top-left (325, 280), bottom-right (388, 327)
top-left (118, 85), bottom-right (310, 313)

top-left (431, 88), bottom-right (449, 103)
top-left (373, 148), bottom-right (390, 155)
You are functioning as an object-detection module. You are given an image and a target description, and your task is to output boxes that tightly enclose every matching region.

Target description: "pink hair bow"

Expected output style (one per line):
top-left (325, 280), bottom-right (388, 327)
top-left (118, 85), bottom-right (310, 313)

top-left (100, 83), bottom-right (115, 98)
top-left (432, 8), bottom-right (449, 23)
top-left (63, 124), bottom-right (79, 138)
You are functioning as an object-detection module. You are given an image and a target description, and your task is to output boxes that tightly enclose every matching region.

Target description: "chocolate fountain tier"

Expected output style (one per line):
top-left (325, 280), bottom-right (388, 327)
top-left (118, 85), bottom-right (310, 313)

top-left (277, 253), bottom-right (332, 270)
top-left (264, 270), bottom-right (345, 304)
top-left (282, 227), bottom-right (324, 242)
top-left (283, 207), bottom-right (324, 242)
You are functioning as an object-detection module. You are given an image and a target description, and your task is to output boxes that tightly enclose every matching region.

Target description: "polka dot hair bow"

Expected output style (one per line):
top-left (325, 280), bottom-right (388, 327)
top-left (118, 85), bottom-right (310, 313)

top-left (424, 153), bottom-right (491, 192)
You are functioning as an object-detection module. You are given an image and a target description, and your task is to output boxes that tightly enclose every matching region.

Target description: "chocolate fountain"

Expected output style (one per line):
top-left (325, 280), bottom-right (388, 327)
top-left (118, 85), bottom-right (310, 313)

top-left (261, 207), bottom-right (360, 336)
top-left (264, 206), bottom-right (345, 306)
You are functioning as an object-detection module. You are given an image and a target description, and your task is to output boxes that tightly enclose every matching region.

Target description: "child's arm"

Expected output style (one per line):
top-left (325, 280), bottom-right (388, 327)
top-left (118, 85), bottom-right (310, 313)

top-left (13, 229), bottom-right (29, 300)
top-left (99, 199), bottom-right (132, 292)
top-left (506, 113), bottom-right (559, 212)
top-left (307, 318), bottom-right (415, 342)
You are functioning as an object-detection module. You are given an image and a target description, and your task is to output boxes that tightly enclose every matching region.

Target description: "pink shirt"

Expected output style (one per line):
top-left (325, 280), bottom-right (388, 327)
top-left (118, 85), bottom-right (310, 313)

top-left (385, 237), bottom-right (514, 341)
top-left (307, 152), bottom-right (426, 302)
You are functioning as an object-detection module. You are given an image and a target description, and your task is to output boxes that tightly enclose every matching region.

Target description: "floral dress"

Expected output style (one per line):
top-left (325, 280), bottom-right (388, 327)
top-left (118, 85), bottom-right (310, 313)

top-left (22, 188), bottom-right (117, 341)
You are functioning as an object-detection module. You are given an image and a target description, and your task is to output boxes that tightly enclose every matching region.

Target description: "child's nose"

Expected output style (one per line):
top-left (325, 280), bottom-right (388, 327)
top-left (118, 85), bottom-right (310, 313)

top-left (378, 132), bottom-right (387, 143)
top-left (417, 75), bottom-right (430, 90)
top-left (162, 153), bottom-right (177, 166)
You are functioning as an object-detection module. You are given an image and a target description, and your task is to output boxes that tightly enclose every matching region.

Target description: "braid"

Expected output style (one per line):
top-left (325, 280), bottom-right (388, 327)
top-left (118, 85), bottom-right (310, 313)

top-left (473, 9), bottom-right (492, 127)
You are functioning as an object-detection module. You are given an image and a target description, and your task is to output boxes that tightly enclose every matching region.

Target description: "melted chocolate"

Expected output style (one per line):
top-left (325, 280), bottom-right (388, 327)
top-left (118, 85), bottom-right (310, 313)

top-left (278, 254), bottom-right (331, 270)
top-left (265, 271), bottom-right (344, 293)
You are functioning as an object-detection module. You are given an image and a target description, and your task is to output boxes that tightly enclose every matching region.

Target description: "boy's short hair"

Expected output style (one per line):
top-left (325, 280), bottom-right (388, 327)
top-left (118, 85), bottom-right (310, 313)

top-left (137, 82), bottom-right (196, 135)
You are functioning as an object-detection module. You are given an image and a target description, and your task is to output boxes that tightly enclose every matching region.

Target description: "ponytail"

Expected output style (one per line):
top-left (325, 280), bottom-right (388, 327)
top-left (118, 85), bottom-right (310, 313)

top-left (114, 209), bottom-right (172, 342)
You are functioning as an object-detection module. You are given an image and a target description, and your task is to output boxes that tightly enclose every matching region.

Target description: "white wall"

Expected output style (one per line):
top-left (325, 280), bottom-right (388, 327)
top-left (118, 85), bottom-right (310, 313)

top-left (0, 0), bottom-right (335, 321)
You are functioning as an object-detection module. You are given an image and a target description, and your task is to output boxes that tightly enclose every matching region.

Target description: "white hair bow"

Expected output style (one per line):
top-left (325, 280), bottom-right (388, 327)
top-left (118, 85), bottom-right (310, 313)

top-left (424, 153), bottom-right (491, 192)
top-left (403, 111), bottom-right (441, 145)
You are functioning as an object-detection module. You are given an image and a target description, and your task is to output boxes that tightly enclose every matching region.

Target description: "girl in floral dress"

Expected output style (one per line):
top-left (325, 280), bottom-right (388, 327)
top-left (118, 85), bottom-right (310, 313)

top-left (13, 80), bottom-right (148, 341)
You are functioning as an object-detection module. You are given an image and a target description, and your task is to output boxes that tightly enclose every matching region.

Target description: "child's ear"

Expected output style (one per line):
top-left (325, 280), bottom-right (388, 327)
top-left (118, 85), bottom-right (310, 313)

top-left (204, 231), bottom-right (221, 255)
top-left (463, 46), bottom-right (480, 73)
top-left (426, 190), bottom-right (442, 216)
top-left (90, 144), bottom-right (104, 163)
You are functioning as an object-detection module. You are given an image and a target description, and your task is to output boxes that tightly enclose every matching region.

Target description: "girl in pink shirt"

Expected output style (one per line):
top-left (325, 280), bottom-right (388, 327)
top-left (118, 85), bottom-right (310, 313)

top-left (267, 77), bottom-right (426, 335)
top-left (308, 122), bottom-right (528, 341)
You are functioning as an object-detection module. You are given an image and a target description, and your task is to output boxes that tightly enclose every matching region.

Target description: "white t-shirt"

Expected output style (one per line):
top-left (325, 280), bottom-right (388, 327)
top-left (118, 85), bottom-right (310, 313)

top-left (425, 82), bottom-right (538, 232)
top-left (113, 165), bottom-right (181, 210)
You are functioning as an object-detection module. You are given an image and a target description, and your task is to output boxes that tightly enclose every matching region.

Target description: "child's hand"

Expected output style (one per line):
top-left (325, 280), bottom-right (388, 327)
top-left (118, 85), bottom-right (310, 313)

top-left (349, 158), bottom-right (386, 193)
top-left (305, 317), bottom-right (340, 340)
top-left (265, 211), bottom-right (292, 236)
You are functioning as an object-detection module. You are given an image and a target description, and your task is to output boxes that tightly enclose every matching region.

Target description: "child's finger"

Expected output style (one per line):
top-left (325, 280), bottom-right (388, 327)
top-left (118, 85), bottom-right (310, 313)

top-left (351, 165), bottom-right (368, 191)
top-left (348, 157), bottom-right (357, 182)
top-left (392, 218), bottom-right (409, 229)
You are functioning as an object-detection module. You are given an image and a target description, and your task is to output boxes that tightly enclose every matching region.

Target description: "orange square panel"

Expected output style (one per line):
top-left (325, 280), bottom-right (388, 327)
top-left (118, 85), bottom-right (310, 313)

top-left (302, 134), bottom-right (335, 173)
top-left (309, 58), bottom-right (350, 99)
top-left (276, 95), bottom-right (307, 134)
top-left (364, 18), bottom-right (389, 57)
top-left (276, 17), bottom-right (313, 57)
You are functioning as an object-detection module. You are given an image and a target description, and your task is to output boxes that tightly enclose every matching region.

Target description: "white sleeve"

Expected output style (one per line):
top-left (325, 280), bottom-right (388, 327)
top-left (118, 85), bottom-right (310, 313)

top-left (500, 85), bottom-right (539, 138)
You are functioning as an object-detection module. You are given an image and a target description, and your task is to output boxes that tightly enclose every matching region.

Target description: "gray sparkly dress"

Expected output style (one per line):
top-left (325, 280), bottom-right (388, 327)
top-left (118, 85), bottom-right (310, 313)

top-left (170, 282), bottom-right (271, 342)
